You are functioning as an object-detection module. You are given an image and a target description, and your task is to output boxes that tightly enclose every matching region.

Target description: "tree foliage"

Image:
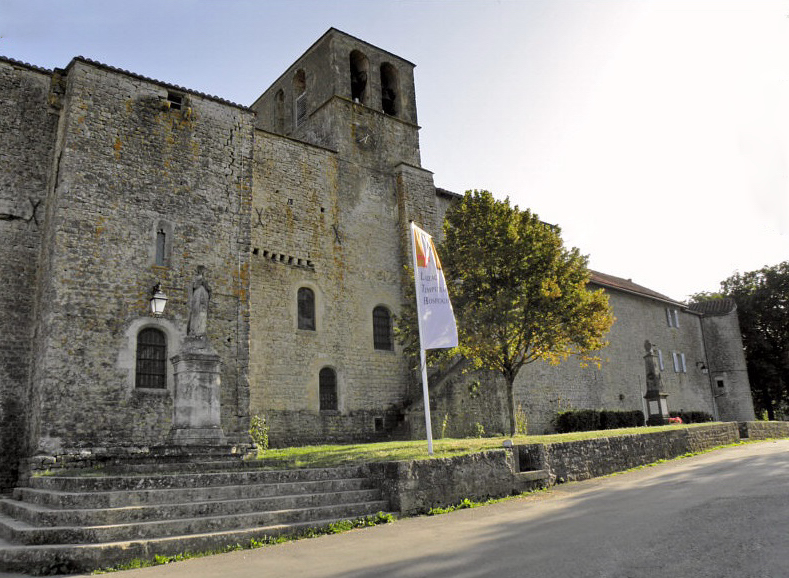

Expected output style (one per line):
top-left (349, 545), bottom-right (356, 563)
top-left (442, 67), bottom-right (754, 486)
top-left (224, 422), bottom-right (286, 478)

top-left (694, 262), bottom-right (789, 419)
top-left (399, 190), bottom-right (614, 434)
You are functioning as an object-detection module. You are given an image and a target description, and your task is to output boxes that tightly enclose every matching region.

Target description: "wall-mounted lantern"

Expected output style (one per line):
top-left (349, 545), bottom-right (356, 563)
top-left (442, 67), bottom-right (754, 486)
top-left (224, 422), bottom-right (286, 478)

top-left (150, 283), bottom-right (168, 317)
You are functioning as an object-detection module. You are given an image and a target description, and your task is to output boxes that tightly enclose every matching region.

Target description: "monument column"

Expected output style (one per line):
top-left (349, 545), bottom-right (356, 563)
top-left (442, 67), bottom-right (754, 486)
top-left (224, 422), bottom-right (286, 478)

top-left (169, 266), bottom-right (227, 445)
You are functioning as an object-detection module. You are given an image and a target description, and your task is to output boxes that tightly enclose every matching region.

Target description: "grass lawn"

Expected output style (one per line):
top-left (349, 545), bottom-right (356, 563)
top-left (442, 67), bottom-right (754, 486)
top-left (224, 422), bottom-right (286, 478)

top-left (252, 424), bottom-right (716, 469)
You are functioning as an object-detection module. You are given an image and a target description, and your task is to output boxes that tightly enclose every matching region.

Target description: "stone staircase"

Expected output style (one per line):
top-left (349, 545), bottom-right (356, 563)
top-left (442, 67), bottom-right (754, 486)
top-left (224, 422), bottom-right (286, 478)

top-left (0, 460), bottom-right (390, 575)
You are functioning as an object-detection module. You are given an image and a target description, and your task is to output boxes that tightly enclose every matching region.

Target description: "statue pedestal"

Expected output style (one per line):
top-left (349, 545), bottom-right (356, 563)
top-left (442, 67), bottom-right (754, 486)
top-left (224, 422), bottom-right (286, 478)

top-left (168, 337), bottom-right (226, 446)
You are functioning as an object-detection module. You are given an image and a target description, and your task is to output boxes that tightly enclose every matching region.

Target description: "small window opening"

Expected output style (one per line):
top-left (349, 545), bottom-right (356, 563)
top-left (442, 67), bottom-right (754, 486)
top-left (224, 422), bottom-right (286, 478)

top-left (155, 229), bottom-right (167, 266)
top-left (167, 92), bottom-right (183, 111)
top-left (319, 367), bottom-right (338, 411)
top-left (373, 306), bottom-right (393, 351)
top-left (716, 379), bottom-right (725, 389)
top-left (374, 417), bottom-right (384, 432)
top-left (298, 287), bottom-right (316, 331)
top-left (135, 328), bottom-right (167, 388)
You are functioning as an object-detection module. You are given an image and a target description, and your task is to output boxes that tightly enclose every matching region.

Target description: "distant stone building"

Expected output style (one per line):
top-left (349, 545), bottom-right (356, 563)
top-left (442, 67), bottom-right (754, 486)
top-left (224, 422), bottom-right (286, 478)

top-left (0, 29), bottom-right (754, 491)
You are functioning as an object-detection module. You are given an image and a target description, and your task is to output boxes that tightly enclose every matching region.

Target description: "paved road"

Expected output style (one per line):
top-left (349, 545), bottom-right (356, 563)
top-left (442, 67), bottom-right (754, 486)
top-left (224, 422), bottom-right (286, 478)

top-left (10, 439), bottom-right (789, 578)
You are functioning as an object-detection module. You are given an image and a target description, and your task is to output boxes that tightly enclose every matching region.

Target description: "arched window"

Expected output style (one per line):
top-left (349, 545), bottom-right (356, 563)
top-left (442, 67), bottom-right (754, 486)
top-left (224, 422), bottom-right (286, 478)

top-left (380, 63), bottom-right (399, 116)
top-left (293, 69), bottom-right (307, 128)
top-left (319, 367), bottom-right (338, 411)
top-left (297, 287), bottom-right (315, 330)
top-left (373, 306), bottom-right (393, 351)
top-left (135, 328), bottom-right (167, 388)
top-left (349, 50), bottom-right (369, 104)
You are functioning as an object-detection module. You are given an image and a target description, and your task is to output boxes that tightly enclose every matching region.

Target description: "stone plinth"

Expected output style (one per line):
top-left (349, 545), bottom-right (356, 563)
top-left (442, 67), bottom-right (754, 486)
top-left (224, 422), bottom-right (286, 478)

top-left (169, 337), bottom-right (226, 445)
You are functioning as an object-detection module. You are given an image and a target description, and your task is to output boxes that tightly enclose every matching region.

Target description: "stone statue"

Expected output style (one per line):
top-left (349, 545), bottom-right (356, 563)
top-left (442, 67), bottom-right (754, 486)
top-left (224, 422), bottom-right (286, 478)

top-left (187, 266), bottom-right (211, 337)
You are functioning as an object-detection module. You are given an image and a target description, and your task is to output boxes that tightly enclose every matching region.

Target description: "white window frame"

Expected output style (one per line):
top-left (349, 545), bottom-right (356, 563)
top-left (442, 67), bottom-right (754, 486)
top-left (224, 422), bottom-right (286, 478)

top-left (672, 351), bottom-right (687, 373)
top-left (666, 308), bottom-right (680, 328)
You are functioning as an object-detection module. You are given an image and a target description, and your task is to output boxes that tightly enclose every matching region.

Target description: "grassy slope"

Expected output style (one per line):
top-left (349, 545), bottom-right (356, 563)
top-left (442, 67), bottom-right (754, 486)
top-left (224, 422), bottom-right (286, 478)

top-left (252, 424), bottom-right (718, 469)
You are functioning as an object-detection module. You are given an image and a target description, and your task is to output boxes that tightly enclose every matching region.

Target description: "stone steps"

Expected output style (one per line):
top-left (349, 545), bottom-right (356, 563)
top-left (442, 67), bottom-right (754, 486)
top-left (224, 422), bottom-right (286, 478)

top-left (0, 464), bottom-right (390, 574)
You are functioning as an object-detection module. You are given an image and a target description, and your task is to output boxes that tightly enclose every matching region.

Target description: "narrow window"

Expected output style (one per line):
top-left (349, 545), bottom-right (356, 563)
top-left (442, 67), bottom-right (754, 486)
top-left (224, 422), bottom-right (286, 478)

top-left (155, 229), bottom-right (167, 266)
top-left (319, 367), bottom-right (338, 411)
top-left (680, 353), bottom-right (687, 373)
top-left (657, 349), bottom-right (664, 371)
top-left (380, 63), bottom-right (399, 116)
top-left (666, 308), bottom-right (680, 328)
top-left (293, 69), bottom-right (307, 128)
top-left (297, 287), bottom-right (315, 330)
top-left (672, 352), bottom-right (680, 372)
top-left (716, 378), bottom-right (725, 389)
top-left (373, 306), bottom-right (393, 351)
top-left (135, 328), bottom-right (167, 388)
top-left (350, 50), bottom-right (369, 104)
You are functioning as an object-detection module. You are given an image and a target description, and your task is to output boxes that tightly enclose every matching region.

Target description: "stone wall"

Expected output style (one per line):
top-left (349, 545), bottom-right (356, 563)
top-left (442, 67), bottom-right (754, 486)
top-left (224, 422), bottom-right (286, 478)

top-left (249, 127), bottom-right (413, 445)
top-left (370, 423), bottom-right (743, 514)
top-left (518, 290), bottom-right (718, 433)
top-left (738, 421), bottom-right (789, 440)
top-left (0, 59), bottom-right (57, 491)
top-left (700, 306), bottom-right (756, 421)
top-left (366, 449), bottom-right (519, 515)
top-left (26, 60), bottom-right (253, 458)
top-left (519, 422), bottom-right (739, 483)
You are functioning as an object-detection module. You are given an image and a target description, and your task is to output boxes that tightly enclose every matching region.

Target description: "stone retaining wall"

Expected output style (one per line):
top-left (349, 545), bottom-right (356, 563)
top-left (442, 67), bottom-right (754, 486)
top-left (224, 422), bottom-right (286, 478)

top-left (519, 423), bottom-right (739, 484)
top-left (738, 421), bottom-right (789, 440)
top-left (371, 423), bottom-right (748, 514)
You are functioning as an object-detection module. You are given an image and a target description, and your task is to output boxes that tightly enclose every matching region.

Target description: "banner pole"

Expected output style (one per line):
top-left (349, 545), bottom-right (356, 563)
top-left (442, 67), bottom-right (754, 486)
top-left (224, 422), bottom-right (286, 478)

top-left (420, 347), bottom-right (434, 455)
top-left (410, 221), bottom-right (434, 456)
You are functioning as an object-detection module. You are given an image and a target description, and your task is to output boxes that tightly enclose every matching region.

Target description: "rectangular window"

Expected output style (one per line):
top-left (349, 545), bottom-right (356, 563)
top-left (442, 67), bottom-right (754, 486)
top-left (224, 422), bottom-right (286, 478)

top-left (672, 352), bottom-right (687, 373)
top-left (666, 308), bottom-right (680, 328)
top-left (658, 349), bottom-right (664, 371)
top-left (155, 230), bottom-right (167, 266)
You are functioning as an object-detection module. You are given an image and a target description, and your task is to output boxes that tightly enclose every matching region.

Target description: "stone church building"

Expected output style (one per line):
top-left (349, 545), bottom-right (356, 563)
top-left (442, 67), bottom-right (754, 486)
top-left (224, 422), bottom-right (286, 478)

top-left (0, 29), bottom-right (755, 491)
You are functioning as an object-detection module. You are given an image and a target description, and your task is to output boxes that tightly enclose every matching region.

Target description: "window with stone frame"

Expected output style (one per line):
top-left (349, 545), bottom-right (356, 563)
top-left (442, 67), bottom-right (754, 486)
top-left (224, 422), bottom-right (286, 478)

top-left (319, 367), bottom-right (338, 411)
top-left (135, 328), bottom-right (167, 388)
top-left (373, 305), bottom-right (393, 350)
top-left (297, 287), bottom-right (316, 330)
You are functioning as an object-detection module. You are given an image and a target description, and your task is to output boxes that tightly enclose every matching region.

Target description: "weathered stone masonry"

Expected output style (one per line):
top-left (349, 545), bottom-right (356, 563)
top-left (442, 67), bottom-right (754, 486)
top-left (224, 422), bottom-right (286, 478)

top-left (0, 29), bottom-right (756, 490)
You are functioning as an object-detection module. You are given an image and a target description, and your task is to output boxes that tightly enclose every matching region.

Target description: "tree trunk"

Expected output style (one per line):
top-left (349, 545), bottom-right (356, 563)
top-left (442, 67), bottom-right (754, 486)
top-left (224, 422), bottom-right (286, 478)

top-left (506, 377), bottom-right (516, 436)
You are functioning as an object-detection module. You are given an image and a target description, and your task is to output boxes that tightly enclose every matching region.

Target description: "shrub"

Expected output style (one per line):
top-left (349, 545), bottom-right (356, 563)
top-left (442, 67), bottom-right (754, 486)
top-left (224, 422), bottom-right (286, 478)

top-left (555, 409), bottom-right (600, 433)
top-left (670, 411), bottom-right (714, 424)
top-left (555, 409), bottom-right (644, 433)
top-left (249, 415), bottom-right (269, 453)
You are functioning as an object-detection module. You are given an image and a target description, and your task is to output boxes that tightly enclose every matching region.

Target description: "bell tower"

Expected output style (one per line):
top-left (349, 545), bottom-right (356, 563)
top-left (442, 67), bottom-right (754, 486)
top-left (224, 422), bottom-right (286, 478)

top-left (251, 28), bottom-right (422, 168)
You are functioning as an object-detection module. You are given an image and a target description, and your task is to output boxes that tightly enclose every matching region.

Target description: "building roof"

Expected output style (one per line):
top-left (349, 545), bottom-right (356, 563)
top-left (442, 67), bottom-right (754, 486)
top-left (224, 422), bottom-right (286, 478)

top-left (589, 270), bottom-right (686, 307)
top-left (0, 56), bottom-right (53, 75)
top-left (687, 298), bottom-right (737, 316)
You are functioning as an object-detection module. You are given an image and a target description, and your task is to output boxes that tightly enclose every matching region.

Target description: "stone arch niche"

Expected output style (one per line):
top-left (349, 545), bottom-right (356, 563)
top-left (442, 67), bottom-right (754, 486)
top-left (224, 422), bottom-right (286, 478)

top-left (349, 50), bottom-right (369, 105)
top-left (380, 62), bottom-right (399, 116)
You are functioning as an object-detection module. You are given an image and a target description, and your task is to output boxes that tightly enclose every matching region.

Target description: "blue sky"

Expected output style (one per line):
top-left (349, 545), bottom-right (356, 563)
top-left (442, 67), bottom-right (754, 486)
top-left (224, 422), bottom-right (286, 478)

top-left (3, 0), bottom-right (788, 300)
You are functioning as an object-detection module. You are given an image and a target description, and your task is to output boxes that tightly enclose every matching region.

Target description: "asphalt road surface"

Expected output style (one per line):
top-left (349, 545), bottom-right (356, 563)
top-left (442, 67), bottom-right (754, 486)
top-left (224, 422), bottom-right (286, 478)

top-left (42, 439), bottom-right (789, 578)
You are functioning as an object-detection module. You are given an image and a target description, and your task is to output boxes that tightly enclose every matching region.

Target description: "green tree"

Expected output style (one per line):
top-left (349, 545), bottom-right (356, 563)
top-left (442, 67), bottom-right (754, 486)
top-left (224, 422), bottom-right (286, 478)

top-left (694, 262), bottom-right (789, 420)
top-left (404, 190), bottom-right (614, 435)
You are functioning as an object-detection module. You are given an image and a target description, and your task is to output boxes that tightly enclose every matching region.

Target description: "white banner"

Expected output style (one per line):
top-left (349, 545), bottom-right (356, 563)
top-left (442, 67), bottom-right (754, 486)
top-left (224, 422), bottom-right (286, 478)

top-left (411, 222), bottom-right (458, 350)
